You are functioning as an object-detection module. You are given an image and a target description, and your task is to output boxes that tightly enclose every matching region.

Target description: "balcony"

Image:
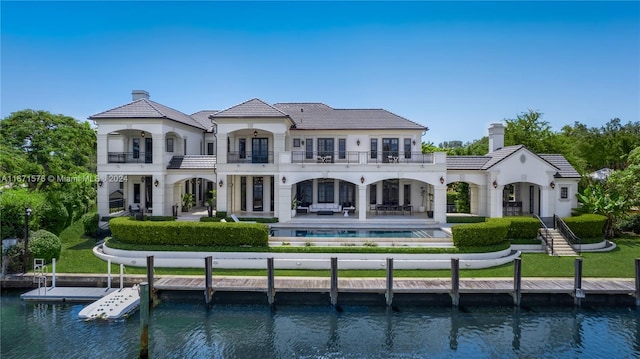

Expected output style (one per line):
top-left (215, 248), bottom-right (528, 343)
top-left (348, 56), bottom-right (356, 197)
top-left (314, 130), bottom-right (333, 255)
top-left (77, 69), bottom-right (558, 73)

top-left (291, 151), bottom-right (434, 165)
top-left (108, 152), bottom-right (153, 164)
top-left (227, 151), bottom-right (274, 164)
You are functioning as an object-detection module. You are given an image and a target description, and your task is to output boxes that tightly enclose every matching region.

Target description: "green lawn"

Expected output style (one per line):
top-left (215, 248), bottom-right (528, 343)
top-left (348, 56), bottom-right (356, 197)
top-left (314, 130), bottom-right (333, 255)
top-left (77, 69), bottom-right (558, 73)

top-left (55, 219), bottom-right (640, 278)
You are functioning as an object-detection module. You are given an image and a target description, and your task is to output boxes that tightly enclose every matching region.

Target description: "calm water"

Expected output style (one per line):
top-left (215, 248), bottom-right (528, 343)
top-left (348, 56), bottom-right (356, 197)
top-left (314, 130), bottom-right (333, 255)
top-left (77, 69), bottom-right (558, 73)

top-left (270, 228), bottom-right (450, 238)
top-left (2, 292), bottom-right (639, 359)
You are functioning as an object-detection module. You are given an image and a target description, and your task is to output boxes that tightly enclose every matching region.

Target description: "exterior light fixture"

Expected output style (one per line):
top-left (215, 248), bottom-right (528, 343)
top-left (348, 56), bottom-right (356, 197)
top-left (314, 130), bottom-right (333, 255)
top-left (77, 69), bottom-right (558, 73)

top-left (282, 176), bottom-right (286, 184)
top-left (493, 180), bottom-right (498, 189)
top-left (219, 180), bottom-right (224, 187)
top-left (357, 139), bottom-right (360, 146)
top-left (98, 179), bottom-right (103, 187)
top-left (440, 176), bottom-right (445, 184)
top-left (301, 140), bottom-right (304, 145)
top-left (413, 140), bottom-right (416, 145)
top-left (360, 176), bottom-right (365, 184)
top-left (550, 181), bottom-right (555, 189)
top-left (141, 131), bottom-right (145, 138)
top-left (154, 179), bottom-right (159, 187)
top-left (253, 130), bottom-right (258, 137)
top-left (141, 177), bottom-right (145, 182)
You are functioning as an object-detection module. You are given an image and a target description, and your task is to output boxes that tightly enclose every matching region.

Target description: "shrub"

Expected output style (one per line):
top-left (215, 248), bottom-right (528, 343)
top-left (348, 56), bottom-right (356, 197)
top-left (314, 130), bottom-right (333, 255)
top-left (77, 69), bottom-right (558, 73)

top-left (40, 200), bottom-right (69, 236)
top-left (28, 230), bottom-right (62, 263)
top-left (563, 214), bottom-right (607, 239)
top-left (447, 216), bottom-right (486, 223)
top-left (82, 212), bottom-right (99, 237)
top-left (506, 217), bottom-right (540, 240)
top-left (617, 213), bottom-right (640, 234)
top-left (110, 217), bottom-right (268, 247)
top-left (215, 211), bottom-right (227, 219)
top-left (2, 242), bottom-right (26, 273)
top-left (142, 216), bottom-right (176, 222)
top-left (200, 217), bottom-right (222, 222)
top-left (451, 218), bottom-right (510, 248)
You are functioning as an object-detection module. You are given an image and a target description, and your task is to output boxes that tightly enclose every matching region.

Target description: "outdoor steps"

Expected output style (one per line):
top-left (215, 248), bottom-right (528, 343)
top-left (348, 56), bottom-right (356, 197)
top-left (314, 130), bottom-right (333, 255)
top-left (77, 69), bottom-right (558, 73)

top-left (540, 229), bottom-right (578, 256)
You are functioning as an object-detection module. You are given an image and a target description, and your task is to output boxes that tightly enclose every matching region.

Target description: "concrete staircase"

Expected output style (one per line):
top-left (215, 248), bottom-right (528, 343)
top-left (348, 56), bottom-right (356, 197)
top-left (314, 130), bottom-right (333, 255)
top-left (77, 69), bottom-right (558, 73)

top-left (540, 228), bottom-right (578, 256)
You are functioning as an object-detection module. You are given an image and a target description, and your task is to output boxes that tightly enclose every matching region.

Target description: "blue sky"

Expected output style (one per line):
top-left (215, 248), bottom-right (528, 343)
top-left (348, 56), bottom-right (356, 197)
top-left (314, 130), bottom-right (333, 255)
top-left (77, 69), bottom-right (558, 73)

top-left (2, 1), bottom-right (638, 145)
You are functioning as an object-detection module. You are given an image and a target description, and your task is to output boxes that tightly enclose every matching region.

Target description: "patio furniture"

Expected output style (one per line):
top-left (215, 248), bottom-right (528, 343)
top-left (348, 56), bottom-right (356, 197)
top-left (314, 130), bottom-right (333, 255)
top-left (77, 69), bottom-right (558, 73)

top-left (309, 203), bottom-right (342, 213)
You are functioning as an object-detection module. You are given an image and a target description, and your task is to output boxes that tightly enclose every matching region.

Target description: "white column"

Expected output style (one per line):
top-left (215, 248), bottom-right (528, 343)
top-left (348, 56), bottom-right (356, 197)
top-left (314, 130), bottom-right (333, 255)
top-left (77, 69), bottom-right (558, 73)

top-left (97, 134), bottom-right (108, 165)
top-left (489, 185), bottom-right (504, 218)
top-left (279, 184), bottom-right (292, 222)
top-left (153, 134), bottom-right (164, 165)
top-left (476, 185), bottom-right (488, 217)
top-left (97, 174), bottom-right (109, 218)
top-left (152, 176), bottom-right (165, 216)
top-left (358, 185), bottom-right (367, 221)
top-left (433, 184), bottom-right (447, 223)
top-left (217, 175), bottom-right (227, 213)
top-left (540, 187), bottom-right (555, 217)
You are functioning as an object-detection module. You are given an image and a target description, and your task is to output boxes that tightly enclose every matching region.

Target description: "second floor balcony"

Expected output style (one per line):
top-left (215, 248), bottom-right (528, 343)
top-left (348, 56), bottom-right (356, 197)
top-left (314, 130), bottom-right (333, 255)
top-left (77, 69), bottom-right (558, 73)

top-left (291, 151), bottom-right (434, 165)
top-left (227, 151), bottom-right (274, 164)
top-left (108, 152), bottom-right (153, 164)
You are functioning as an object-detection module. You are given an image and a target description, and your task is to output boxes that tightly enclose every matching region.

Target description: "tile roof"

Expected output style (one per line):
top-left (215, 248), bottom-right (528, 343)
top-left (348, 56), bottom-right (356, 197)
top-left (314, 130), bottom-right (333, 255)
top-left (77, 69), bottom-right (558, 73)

top-left (273, 103), bottom-right (427, 130)
top-left (481, 145), bottom-right (525, 170)
top-left (446, 156), bottom-right (491, 170)
top-left (167, 155), bottom-right (217, 170)
top-left (90, 99), bottom-right (206, 130)
top-left (211, 98), bottom-right (290, 118)
top-left (190, 110), bottom-right (218, 130)
top-left (539, 154), bottom-right (581, 178)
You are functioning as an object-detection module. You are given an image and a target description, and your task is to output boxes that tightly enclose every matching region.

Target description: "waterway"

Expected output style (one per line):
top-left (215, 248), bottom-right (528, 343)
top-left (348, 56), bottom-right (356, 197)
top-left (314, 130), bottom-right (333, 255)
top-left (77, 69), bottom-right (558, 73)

top-left (2, 291), bottom-right (639, 358)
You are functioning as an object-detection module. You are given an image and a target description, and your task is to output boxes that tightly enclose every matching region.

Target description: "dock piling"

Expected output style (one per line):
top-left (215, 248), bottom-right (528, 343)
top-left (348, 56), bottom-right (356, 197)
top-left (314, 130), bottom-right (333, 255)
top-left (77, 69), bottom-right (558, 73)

top-left (119, 264), bottom-right (124, 289)
top-left (635, 258), bottom-right (640, 307)
top-left (139, 282), bottom-right (149, 359)
top-left (107, 259), bottom-right (111, 289)
top-left (451, 258), bottom-right (460, 308)
top-left (51, 258), bottom-right (56, 288)
top-left (330, 257), bottom-right (338, 307)
top-left (147, 256), bottom-right (155, 304)
top-left (513, 257), bottom-right (522, 307)
top-left (574, 257), bottom-right (584, 306)
top-left (205, 256), bottom-right (213, 305)
top-left (267, 257), bottom-right (275, 306)
top-left (385, 258), bottom-right (393, 307)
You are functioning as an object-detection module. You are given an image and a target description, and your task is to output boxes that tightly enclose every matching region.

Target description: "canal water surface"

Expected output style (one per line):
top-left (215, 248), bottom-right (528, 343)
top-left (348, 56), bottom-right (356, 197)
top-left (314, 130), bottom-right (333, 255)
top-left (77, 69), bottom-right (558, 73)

top-left (2, 292), bottom-right (639, 358)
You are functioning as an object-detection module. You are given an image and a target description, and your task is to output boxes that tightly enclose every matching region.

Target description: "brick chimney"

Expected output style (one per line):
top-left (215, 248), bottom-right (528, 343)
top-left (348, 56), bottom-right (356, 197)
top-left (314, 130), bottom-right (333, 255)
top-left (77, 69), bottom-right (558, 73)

top-left (132, 90), bottom-right (150, 101)
top-left (488, 123), bottom-right (505, 153)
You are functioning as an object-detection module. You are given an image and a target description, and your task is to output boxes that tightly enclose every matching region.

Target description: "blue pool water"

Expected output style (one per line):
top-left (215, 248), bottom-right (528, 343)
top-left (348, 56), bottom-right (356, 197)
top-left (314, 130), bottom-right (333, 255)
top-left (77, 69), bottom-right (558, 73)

top-left (2, 291), bottom-right (639, 358)
top-left (270, 228), bottom-right (450, 238)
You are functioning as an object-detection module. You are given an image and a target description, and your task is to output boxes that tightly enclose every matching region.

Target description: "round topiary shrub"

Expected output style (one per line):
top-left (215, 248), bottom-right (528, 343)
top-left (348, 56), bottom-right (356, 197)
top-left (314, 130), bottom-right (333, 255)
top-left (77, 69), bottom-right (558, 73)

top-left (28, 230), bottom-right (62, 263)
top-left (82, 212), bottom-right (99, 237)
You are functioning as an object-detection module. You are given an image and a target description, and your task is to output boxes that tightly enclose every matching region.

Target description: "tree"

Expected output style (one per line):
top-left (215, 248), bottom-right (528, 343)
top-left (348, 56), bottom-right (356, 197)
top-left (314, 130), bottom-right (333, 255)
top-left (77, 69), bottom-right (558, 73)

top-left (575, 182), bottom-right (630, 239)
top-left (607, 146), bottom-right (640, 208)
top-left (0, 110), bottom-right (96, 191)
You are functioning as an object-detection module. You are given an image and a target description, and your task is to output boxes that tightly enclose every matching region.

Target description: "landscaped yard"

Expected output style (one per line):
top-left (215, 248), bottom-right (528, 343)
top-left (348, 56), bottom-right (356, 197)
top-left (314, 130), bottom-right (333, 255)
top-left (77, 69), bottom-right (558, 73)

top-left (55, 219), bottom-right (640, 278)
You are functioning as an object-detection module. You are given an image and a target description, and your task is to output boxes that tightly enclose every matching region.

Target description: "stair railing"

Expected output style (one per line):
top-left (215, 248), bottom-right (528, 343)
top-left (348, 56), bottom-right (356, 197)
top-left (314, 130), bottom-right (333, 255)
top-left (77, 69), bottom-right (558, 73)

top-left (534, 214), bottom-right (554, 255)
top-left (554, 214), bottom-right (581, 255)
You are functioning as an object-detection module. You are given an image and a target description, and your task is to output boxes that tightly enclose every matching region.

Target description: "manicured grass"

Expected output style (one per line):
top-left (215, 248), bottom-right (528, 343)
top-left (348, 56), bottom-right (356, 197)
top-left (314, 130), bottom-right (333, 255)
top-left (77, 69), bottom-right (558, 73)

top-left (55, 219), bottom-right (640, 278)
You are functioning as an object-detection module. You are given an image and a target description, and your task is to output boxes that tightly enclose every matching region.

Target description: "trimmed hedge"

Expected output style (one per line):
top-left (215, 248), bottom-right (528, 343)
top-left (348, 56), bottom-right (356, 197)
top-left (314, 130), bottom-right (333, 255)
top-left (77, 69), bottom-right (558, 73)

top-left (563, 214), bottom-right (607, 239)
top-left (110, 217), bottom-right (268, 247)
top-left (447, 216), bottom-right (487, 224)
top-left (29, 230), bottom-right (62, 263)
top-left (200, 216), bottom-right (278, 223)
top-left (82, 212), bottom-right (99, 237)
top-left (451, 218), bottom-right (510, 248)
top-left (506, 216), bottom-right (540, 240)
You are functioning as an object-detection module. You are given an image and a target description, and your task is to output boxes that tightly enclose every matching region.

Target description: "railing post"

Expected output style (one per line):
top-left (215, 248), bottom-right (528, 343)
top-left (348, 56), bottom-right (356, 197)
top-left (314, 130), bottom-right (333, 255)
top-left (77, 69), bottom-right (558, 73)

top-left (385, 258), bottom-right (393, 307)
top-left (120, 264), bottom-right (124, 289)
top-left (513, 257), bottom-right (521, 307)
top-left (330, 257), bottom-right (338, 307)
top-left (107, 258), bottom-right (111, 289)
top-left (204, 256), bottom-right (213, 305)
top-left (139, 282), bottom-right (150, 359)
top-left (267, 257), bottom-right (275, 306)
top-left (451, 258), bottom-right (460, 308)
top-left (635, 258), bottom-right (640, 307)
top-left (51, 258), bottom-right (56, 288)
top-left (574, 257), bottom-right (584, 307)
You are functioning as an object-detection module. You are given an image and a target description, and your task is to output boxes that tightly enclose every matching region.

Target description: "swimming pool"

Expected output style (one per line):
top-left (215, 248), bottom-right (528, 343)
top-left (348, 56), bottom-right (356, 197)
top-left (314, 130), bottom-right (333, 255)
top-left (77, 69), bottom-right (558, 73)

top-left (270, 228), bottom-right (450, 238)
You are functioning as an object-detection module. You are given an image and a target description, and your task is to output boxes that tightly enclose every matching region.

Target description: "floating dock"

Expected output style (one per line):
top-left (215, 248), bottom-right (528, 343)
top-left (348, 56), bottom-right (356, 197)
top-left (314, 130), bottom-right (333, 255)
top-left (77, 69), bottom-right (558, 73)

top-left (20, 286), bottom-right (118, 302)
top-left (78, 285), bottom-right (140, 320)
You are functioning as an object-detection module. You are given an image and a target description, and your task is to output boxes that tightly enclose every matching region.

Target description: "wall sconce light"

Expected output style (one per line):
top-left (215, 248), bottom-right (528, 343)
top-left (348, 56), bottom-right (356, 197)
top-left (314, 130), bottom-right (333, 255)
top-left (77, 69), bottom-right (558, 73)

top-left (440, 176), bottom-right (445, 184)
top-left (301, 140), bottom-right (305, 145)
top-left (357, 139), bottom-right (361, 146)
top-left (141, 131), bottom-right (145, 138)
top-left (253, 130), bottom-right (258, 137)
top-left (550, 181), bottom-right (555, 189)
top-left (360, 176), bottom-right (365, 184)
top-left (219, 180), bottom-right (224, 187)
top-left (493, 180), bottom-right (498, 189)
top-left (141, 177), bottom-right (145, 182)
top-left (197, 179), bottom-right (201, 185)
top-left (413, 140), bottom-right (416, 146)
top-left (154, 179), bottom-right (159, 187)
top-left (98, 179), bottom-right (103, 187)
top-left (282, 176), bottom-right (286, 184)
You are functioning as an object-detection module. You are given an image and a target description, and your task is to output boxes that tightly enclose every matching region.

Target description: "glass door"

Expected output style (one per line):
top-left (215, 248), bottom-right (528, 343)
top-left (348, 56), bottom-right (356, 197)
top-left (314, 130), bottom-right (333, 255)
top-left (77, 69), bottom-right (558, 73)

top-left (382, 138), bottom-right (399, 163)
top-left (253, 177), bottom-right (264, 211)
top-left (252, 138), bottom-right (268, 163)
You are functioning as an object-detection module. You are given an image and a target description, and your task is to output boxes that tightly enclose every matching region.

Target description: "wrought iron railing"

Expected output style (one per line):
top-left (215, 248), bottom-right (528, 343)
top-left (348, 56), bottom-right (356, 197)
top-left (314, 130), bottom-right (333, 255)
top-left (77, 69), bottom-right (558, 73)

top-left (227, 151), bottom-right (274, 164)
top-left (534, 214), bottom-right (553, 254)
top-left (290, 151), bottom-right (434, 164)
top-left (108, 152), bottom-right (153, 164)
top-left (554, 214), bottom-right (582, 255)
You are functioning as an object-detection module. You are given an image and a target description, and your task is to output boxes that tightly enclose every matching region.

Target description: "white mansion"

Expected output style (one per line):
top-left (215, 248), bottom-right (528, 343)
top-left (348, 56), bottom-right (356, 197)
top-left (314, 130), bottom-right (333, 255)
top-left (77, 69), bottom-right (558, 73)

top-left (92, 91), bottom-right (580, 222)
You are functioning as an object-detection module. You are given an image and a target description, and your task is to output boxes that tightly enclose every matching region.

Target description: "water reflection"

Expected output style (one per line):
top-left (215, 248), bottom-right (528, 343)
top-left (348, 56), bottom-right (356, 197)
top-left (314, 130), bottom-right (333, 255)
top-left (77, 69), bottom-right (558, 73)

top-left (2, 292), bottom-right (639, 359)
